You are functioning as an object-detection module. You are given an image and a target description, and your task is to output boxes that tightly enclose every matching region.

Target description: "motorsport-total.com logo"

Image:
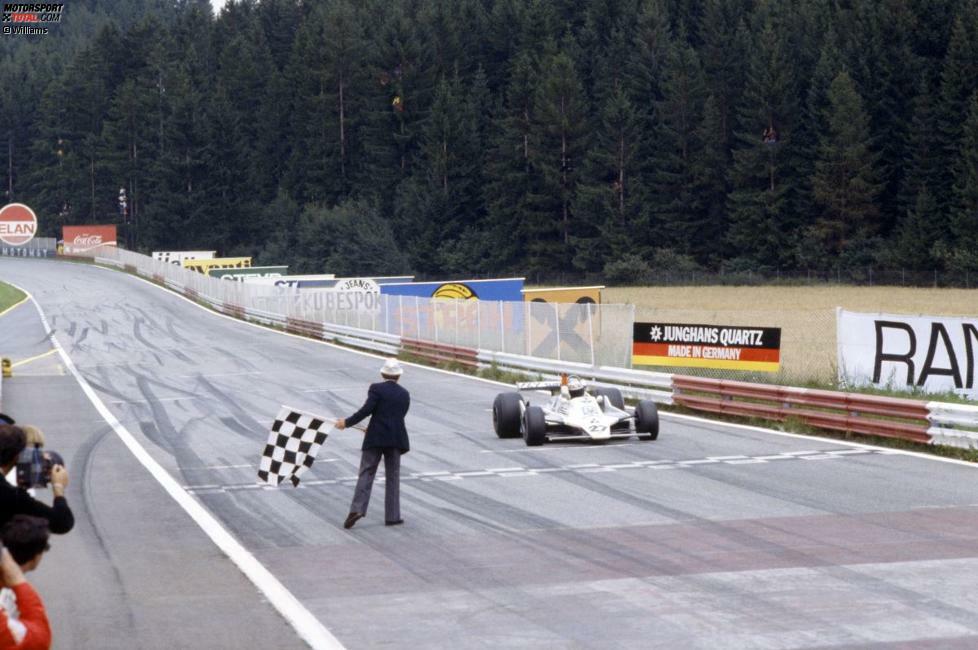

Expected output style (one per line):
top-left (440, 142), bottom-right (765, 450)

top-left (2, 3), bottom-right (63, 36)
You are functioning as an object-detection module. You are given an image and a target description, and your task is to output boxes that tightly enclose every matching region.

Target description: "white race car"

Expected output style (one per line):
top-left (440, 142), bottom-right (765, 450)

top-left (491, 376), bottom-right (660, 446)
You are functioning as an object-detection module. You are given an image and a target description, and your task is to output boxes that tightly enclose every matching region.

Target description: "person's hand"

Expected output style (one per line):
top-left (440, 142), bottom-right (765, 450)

top-left (0, 549), bottom-right (25, 587)
top-left (335, 419), bottom-right (346, 430)
top-left (50, 464), bottom-right (68, 497)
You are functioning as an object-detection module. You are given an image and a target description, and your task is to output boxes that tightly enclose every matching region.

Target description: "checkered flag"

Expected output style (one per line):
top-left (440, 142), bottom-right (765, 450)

top-left (257, 406), bottom-right (333, 487)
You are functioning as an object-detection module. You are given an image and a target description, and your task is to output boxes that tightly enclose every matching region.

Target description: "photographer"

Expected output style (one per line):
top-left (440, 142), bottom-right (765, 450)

top-left (0, 516), bottom-right (52, 649)
top-left (0, 426), bottom-right (72, 535)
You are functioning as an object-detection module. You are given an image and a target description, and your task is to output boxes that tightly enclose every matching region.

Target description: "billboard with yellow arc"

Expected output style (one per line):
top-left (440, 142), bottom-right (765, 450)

top-left (182, 257), bottom-right (252, 273)
top-left (521, 286), bottom-right (603, 304)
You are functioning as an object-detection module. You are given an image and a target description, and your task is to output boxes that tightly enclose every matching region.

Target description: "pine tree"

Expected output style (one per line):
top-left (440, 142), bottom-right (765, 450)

top-left (524, 50), bottom-right (590, 274)
top-left (897, 74), bottom-right (944, 219)
top-left (651, 37), bottom-right (708, 253)
top-left (400, 75), bottom-right (484, 273)
top-left (725, 15), bottom-right (805, 270)
top-left (484, 52), bottom-right (539, 271)
top-left (893, 184), bottom-right (941, 271)
top-left (811, 71), bottom-right (881, 256)
top-left (936, 3), bottom-right (978, 211)
top-left (572, 84), bottom-right (644, 271)
top-left (285, 1), bottom-right (367, 204)
top-left (948, 92), bottom-right (978, 271)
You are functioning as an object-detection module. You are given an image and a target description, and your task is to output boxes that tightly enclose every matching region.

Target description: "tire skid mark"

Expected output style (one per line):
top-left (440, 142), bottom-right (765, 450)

top-left (75, 427), bottom-right (141, 641)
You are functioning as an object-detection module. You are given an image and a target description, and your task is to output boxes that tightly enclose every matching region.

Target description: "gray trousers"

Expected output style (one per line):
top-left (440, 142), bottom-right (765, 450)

top-left (350, 447), bottom-right (401, 521)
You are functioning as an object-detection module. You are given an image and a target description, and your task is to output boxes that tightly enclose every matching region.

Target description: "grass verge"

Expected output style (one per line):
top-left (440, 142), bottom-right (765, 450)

top-left (0, 281), bottom-right (26, 314)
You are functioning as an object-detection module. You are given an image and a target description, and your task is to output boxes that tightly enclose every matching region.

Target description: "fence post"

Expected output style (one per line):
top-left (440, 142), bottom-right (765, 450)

top-left (554, 302), bottom-right (561, 361)
top-left (587, 303), bottom-right (595, 368)
top-left (433, 298), bottom-right (440, 343)
top-left (499, 300), bottom-right (505, 354)
top-left (415, 296), bottom-right (421, 341)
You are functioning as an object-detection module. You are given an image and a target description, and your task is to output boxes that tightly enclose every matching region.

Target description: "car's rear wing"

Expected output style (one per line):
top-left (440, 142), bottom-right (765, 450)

top-left (516, 381), bottom-right (563, 393)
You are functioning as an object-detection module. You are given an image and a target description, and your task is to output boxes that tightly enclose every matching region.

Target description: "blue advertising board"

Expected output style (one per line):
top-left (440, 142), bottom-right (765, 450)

top-left (379, 278), bottom-right (525, 301)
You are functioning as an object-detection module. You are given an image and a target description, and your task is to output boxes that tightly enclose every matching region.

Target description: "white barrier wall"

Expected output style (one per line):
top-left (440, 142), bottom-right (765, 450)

top-left (837, 308), bottom-right (978, 399)
top-left (86, 246), bottom-right (634, 368)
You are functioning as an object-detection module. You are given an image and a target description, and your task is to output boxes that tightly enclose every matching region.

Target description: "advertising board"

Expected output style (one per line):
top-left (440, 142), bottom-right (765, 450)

top-left (838, 309), bottom-right (978, 398)
top-left (62, 225), bottom-right (117, 254)
top-left (380, 278), bottom-right (524, 301)
top-left (633, 322), bottom-right (782, 372)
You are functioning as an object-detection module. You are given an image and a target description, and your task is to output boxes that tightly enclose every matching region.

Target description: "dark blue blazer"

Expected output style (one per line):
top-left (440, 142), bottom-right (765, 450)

top-left (345, 380), bottom-right (411, 453)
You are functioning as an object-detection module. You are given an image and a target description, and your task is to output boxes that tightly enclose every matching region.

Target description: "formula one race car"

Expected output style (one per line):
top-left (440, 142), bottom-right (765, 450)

top-left (492, 376), bottom-right (660, 446)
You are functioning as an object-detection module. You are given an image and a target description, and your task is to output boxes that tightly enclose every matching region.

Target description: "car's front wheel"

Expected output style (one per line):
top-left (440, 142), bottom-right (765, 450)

top-left (522, 405), bottom-right (547, 446)
top-left (634, 400), bottom-right (659, 440)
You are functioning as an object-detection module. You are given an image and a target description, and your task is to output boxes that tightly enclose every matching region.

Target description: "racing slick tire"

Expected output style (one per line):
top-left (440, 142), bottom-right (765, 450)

top-left (522, 405), bottom-right (547, 446)
top-left (593, 387), bottom-right (625, 410)
top-left (493, 392), bottom-right (524, 439)
top-left (634, 400), bottom-right (660, 440)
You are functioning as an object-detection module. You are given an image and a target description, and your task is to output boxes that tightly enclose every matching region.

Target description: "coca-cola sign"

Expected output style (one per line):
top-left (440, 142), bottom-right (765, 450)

top-left (62, 225), bottom-right (117, 254)
top-left (72, 235), bottom-right (103, 246)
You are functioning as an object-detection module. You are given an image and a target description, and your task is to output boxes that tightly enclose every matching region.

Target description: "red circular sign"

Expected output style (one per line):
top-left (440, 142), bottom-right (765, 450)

top-left (0, 203), bottom-right (38, 246)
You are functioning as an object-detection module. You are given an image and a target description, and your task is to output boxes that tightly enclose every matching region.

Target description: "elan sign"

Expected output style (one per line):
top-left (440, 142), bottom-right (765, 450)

top-left (0, 203), bottom-right (38, 246)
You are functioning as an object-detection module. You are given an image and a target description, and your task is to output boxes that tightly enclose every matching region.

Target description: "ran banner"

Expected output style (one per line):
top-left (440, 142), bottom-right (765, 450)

top-left (837, 309), bottom-right (978, 398)
top-left (633, 322), bottom-right (781, 371)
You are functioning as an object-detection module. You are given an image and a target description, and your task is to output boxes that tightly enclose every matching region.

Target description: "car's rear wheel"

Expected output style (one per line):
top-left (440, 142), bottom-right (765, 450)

top-left (594, 387), bottom-right (629, 430)
top-left (493, 392), bottom-right (523, 439)
top-left (593, 387), bottom-right (625, 410)
top-left (522, 405), bottom-right (547, 446)
top-left (634, 400), bottom-right (659, 440)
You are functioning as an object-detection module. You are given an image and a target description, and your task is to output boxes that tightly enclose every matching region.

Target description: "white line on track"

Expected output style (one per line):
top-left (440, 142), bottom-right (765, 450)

top-left (15, 285), bottom-right (345, 650)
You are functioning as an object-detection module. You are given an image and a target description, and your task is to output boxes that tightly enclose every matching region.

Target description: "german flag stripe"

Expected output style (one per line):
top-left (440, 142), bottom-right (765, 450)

top-left (631, 355), bottom-right (781, 372)
top-left (631, 342), bottom-right (780, 362)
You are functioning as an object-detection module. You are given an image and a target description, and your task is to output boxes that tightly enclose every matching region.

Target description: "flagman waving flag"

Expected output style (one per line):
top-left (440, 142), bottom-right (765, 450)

top-left (258, 406), bottom-right (333, 487)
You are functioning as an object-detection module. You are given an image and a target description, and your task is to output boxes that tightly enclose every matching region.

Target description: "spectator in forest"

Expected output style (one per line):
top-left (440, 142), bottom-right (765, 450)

top-left (763, 126), bottom-right (778, 144)
top-left (0, 426), bottom-right (73, 535)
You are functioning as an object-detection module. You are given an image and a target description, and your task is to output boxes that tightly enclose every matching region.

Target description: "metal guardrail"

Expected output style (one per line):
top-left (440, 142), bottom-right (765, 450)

top-left (927, 402), bottom-right (978, 449)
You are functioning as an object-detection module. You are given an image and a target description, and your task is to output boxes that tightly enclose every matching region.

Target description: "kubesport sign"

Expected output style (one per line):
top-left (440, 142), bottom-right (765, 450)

top-left (0, 203), bottom-right (38, 246)
top-left (837, 309), bottom-right (978, 398)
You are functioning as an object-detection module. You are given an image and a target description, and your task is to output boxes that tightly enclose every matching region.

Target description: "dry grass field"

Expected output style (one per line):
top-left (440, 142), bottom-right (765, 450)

top-left (602, 285), bottom-right (978, 385)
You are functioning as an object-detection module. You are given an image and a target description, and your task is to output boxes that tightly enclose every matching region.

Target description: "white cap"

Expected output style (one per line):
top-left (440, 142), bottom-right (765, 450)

top-left (381, 358), bottom-right (403, 377)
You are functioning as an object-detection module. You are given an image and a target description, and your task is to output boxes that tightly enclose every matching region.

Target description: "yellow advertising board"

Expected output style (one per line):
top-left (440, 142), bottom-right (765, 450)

top-left (521, 286), bottom-right (603, 304)
top-left (182, 257), bottom-right (252, 273)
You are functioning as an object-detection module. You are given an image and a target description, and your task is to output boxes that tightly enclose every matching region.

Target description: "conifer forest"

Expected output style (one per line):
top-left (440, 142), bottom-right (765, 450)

top-left (3, 0), bottom-right (978, 282)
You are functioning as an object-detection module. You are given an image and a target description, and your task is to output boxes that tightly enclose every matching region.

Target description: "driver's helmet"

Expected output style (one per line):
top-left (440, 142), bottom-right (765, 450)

top-left (567, 376), bottom-right (586, 398)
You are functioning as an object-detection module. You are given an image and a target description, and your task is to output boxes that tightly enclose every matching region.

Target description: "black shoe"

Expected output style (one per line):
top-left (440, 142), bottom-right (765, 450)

top-left (384, 519), bottom-right (404, 526)
top-left (344, 512), bottom-right (364, 529)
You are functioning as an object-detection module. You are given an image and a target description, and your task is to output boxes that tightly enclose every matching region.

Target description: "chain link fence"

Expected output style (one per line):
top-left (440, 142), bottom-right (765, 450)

top-left (80, 247), bottom-right (635, 368)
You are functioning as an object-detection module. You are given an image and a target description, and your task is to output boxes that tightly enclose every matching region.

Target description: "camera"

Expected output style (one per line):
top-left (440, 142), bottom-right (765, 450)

top-left (16, 446), bottom-right (64, 490)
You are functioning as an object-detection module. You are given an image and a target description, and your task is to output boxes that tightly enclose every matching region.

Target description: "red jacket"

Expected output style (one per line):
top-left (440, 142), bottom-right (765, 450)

top-left (0, 583), bottom-right (51, 650)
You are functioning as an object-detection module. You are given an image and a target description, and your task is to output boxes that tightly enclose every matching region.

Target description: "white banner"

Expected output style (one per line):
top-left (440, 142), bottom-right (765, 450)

top-left (837, 308), bottom-right (978, 398)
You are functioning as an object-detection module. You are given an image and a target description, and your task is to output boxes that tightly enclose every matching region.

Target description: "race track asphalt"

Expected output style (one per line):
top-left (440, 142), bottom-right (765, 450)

top-left (2, 256), bottom-right (978, 650)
